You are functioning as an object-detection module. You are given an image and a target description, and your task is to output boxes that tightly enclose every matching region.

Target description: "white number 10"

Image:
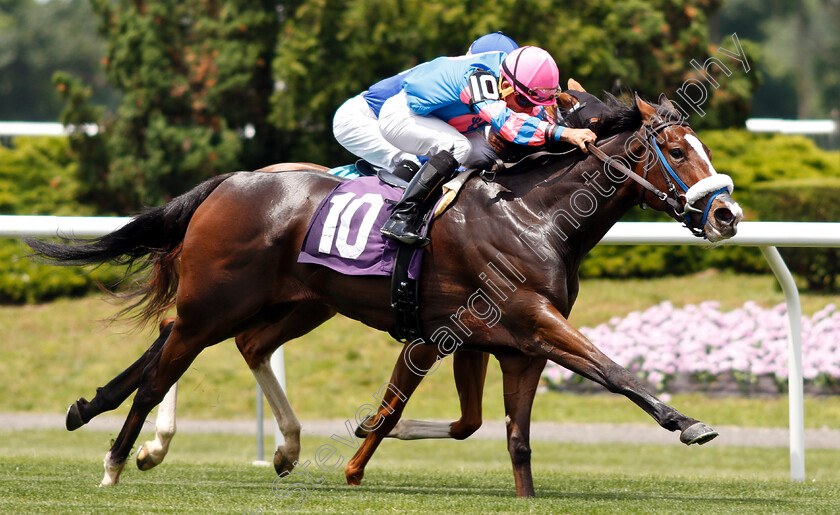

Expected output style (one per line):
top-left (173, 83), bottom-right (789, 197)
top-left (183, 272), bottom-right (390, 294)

top-left (318, 192), bottom-right (385, 259)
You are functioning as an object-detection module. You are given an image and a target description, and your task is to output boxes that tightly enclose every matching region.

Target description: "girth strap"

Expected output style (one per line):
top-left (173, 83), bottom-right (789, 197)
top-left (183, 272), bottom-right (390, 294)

top-left (389, 243), bottom-right (424, 343)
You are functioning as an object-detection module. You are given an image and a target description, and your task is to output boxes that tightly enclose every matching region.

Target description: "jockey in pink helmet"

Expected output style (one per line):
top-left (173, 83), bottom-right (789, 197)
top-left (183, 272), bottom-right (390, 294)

top-left (379, 45), bottom-right (597, 245)
top-left (499, 46), bottom-right (560, 107)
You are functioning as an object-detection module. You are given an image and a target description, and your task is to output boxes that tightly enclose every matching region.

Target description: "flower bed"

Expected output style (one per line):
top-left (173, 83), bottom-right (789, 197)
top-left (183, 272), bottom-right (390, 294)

top-left (541, 301), bottom-right (840, 397)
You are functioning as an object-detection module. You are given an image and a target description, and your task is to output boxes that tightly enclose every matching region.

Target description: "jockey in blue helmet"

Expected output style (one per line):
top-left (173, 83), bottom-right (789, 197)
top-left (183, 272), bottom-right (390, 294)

top-left (467, 32), bottom-right (518, 55)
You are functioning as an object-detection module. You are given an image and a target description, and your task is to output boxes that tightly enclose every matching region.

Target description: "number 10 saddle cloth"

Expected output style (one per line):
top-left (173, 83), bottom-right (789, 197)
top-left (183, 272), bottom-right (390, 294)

top-left (297, 176), bottom-right (426, 278)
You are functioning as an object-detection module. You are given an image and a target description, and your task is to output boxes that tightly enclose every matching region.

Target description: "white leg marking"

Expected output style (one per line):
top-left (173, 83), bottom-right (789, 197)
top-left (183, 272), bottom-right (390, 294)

top-left (253, 360), bottom-right (301, 462)
top-left (685, 134), bottom-right (718, 175)
top-left (138, 382), bottom-right (178, 468)
top-left (387, 420), bottom-right (453, 440)
top-left (100, 451), bottom-right (125, 487)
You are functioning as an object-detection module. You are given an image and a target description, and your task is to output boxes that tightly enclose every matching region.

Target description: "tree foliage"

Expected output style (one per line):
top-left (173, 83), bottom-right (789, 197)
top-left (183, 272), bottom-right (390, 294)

top-left (273, 0), bottom-right (760, 164)
top-left (716, 0), bottom-right (840, 119)
top-left (54, 0), bottom-right (761, 209)
top-left (60, 0), bottom-right (281, 212)
top-left (0, 0), bottom-right (117, 121)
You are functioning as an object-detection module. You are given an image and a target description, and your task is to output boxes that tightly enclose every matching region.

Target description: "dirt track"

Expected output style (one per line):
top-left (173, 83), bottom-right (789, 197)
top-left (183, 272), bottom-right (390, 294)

top-left (3, 412), bottom-right (839, 449)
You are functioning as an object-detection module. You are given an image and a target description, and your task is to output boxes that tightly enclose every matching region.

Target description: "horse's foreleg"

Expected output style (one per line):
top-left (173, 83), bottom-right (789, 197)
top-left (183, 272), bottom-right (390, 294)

top-left (67, 318), bottom-right (174, 431)
top-left (136, 382), bottom-right (177, 471)
top-left (345, 342), bottom-right (442, 486)
top-left (497, 353), bottom-right (545, 498)
top-left (358, 349), bottom-right (488, 440)
top-left (525, 303), bottom-right (717, 445)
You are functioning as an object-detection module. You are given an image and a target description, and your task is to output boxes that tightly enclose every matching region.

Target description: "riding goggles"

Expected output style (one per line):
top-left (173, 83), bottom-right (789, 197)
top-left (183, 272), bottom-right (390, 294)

top-left (499, 80), bottom-right (558, 109)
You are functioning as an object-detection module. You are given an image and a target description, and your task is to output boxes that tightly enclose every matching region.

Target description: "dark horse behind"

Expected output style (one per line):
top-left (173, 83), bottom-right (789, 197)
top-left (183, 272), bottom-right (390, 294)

top-left (27, 93), bottom-right (742, 496)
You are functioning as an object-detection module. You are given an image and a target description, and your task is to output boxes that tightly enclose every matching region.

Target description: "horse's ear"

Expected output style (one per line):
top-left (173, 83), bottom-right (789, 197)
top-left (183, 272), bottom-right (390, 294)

top-left (567, 78), bottom-right (586, 92)
top-left (634, 92), bottom-right (657, 122)
top-left (658, 93), bottom-right (678, 114)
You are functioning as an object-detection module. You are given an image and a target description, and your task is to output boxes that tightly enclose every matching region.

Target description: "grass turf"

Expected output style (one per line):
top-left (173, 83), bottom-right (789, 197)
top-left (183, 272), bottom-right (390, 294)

top-left (0, 429), bottom-right (838, 514)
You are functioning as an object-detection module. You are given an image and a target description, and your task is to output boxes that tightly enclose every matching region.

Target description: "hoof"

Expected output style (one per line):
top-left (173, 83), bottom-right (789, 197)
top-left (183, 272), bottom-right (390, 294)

top-left (274, 450), bottom-right (295, 476)
top-left (100, 451), bottom-right (124, 486)
top-left (346, 469), bottom-right (363, 486)
top-left (65, 400), bottom-right (87, 431)
top-left (680, 422), bottom-right (718, 445)
top-left (136, 444), bottom-right (159, 471)
top-left (354, 415), bottom-right (374, 438)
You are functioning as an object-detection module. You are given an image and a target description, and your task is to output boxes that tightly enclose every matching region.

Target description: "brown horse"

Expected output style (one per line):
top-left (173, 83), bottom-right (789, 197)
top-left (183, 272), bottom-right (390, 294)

top-left (59, 80), bottom-right (597, 473)
top-left (60, 80), bottom-right (605, 467)
top-left (28, 94), bottom-right (741, 496)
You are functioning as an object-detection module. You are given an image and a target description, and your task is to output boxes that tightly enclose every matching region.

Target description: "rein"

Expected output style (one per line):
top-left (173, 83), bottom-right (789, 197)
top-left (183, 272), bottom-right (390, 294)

top-left (585, 140), bottom-right (683, 215)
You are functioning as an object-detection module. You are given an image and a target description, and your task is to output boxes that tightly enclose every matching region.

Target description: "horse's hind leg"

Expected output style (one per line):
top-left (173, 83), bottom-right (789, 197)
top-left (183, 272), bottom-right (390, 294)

top-left (497, 353), bottom-right (546, 498)
top-left (367, 349), bottom-right (489, 440)
top-left (133, 319), bottom-right (179, 470)
top-left (66, 317), bottom-right (174, 431)
top-left (449, 350), bottom-right (488, 439)
top-left (100, 319), bottom-right (215, 486)
top-left (236, 302), bottom-right (336, 475)
top-left (136, 381), bottom-right (177, 471)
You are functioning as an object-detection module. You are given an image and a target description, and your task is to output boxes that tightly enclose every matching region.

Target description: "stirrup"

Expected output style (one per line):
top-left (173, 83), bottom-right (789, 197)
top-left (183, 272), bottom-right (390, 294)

top-left (380, 219), bottom-right (429, 247)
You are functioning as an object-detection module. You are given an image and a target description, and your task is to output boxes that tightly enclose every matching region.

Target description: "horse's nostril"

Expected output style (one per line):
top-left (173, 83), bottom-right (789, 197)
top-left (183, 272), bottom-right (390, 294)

top-left (714, 207), bottom-right (734, 225)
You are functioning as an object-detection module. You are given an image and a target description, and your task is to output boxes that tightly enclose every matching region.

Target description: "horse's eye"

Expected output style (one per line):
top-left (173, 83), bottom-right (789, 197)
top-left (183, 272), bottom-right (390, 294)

top-left (668, 148), bottom-right (684, 159)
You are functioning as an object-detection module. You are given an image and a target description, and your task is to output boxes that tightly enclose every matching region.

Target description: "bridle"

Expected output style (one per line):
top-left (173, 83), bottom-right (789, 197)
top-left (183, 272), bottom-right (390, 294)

top-left (587, 118), bottom-right (734, 239)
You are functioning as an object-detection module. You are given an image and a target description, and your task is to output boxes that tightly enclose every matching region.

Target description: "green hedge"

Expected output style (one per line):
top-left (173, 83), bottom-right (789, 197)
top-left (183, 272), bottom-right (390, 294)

top-left (748, 178), bottom-right (840, 291)
top-left (695, 129), bottom-right (840, 185)
top-left (0, 136), bottom-right (124, 303)
top-left (2, 130), bottom-right (839, 302)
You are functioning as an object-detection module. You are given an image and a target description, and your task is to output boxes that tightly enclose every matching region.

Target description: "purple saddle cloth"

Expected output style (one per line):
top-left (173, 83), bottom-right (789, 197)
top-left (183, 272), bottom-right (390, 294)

top-left (297, 176), bottom-right (424, 279)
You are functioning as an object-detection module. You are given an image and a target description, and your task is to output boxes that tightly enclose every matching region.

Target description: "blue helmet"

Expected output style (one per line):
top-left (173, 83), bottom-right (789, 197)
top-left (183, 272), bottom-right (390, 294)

top-left (467, 32), bottom-right (519, 55)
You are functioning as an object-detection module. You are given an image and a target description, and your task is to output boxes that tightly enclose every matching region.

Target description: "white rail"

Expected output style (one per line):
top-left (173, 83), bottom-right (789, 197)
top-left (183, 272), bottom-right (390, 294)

top-left (8, 216), bottom-right (839, 482)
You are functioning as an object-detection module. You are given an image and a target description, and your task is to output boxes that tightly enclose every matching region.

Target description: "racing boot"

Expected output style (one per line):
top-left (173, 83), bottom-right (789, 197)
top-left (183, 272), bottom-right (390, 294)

top-left (391, 159), bottom-right (420, 182)
top-left (380, 150), bottom-right (459, 246)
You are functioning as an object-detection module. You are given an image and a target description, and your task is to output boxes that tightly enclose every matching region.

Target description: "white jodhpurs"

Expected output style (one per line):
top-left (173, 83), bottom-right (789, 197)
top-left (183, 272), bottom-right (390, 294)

top-left (332, 93), bottom-right (419, 170)
top-left (378, 91), bottom-right (496, 168)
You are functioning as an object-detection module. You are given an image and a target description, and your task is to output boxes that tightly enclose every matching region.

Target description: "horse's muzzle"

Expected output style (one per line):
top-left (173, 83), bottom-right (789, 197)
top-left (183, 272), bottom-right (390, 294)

top-left (704, 192), bottom-right (743, 242)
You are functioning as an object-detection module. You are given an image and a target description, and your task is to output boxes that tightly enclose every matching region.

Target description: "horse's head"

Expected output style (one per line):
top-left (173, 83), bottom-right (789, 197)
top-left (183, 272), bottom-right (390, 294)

top-left (629, 93), bottom-right (743, 242)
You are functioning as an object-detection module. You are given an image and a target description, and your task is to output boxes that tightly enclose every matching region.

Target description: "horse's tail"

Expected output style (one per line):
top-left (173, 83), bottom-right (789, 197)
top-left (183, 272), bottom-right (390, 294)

top-left (26, 173), bottom-right (235, 327)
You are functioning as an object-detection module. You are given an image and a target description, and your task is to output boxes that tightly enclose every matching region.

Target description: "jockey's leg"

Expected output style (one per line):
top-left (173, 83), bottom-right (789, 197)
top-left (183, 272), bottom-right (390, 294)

top-left (380, 150), bottom-right (459, 246)
top-left (333, 94), bottom-right (417, 171)
top-left (378, 91), bottom-right (472, 162)
top-left (378, 91), bottom-right (466, 246)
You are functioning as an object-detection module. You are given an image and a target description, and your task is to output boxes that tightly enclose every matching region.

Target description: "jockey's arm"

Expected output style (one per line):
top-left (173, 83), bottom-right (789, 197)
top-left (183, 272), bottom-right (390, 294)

top-left (474, 99), bottom-right (596, 152)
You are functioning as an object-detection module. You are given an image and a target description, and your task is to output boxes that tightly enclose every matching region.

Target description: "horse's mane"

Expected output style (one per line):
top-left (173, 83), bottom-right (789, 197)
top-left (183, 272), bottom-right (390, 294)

top-left (488, 92), bottom-right (644, 170)
top-left (592, 93), bottom-right (643, 138)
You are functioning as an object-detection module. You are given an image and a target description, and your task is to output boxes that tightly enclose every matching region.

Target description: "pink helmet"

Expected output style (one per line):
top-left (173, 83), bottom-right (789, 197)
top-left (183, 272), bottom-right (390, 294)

top-left (499, 46), bottom-right (559, 106)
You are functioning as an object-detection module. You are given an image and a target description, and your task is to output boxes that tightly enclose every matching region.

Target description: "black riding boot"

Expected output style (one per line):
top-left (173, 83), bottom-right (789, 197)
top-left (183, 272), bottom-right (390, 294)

top-left (380, 150), bottom-right (459, 246)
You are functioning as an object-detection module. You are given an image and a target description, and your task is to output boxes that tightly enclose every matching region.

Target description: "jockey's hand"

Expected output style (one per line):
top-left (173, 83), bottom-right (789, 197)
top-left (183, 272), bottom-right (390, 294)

top-left (561, 128), bottom-right (597, 153)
